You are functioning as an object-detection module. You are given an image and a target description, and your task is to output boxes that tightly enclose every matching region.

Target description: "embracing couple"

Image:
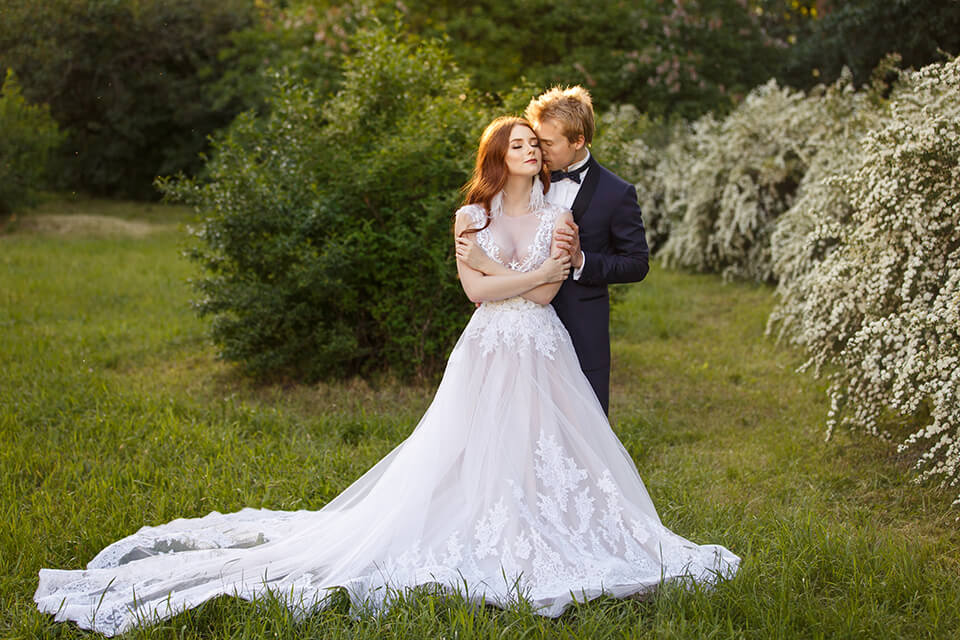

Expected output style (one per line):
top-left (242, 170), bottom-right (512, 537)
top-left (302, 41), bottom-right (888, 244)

top-left (456, 85), bottom-right (649, 415)
top-left (35, 86), bottom-right (738, 635)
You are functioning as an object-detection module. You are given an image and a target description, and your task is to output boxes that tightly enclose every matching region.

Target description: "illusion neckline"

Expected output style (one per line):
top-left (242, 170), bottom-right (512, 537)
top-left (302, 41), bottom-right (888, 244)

top-left (490, 177), bottom-right (546, 218)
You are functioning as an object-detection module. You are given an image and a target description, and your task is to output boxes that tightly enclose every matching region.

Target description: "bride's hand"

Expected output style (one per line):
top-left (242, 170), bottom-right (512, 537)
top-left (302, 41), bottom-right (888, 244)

top-left (538, 251), bottom-right (571, 283)
top-left (455, 236), bottom-right (487, 271)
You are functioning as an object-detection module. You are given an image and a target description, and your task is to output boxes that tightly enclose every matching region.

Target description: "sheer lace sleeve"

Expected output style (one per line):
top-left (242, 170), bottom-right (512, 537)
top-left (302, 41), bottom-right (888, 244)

top-left (454, 204), bottom-right (487, 232)
top-left (455, 204), bottom-right (502, 265)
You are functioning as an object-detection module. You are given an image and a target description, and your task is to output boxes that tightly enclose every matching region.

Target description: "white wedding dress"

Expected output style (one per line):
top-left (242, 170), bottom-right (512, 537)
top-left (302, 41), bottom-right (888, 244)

top-left (35, 182), bottom-right (739, 635)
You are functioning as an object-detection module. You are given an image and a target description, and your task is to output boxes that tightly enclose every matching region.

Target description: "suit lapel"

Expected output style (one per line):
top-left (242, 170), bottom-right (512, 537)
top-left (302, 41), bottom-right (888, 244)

top-left (571, 156), bottom-right (599, 223)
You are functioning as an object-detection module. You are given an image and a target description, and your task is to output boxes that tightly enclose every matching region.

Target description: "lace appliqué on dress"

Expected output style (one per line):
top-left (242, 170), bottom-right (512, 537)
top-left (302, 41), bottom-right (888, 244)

top-left (454, 181), bottom-right (561, 275)
top-left (465, 298), bottom-right (568, 360)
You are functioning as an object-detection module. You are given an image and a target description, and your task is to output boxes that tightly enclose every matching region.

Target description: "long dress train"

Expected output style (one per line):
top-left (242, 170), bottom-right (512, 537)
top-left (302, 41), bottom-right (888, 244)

top-left (35, 182), bottom-right (739, 635)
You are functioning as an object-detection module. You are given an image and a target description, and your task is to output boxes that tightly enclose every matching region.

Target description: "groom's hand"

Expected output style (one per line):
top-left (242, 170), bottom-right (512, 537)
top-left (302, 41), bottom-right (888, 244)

top-left (553, 221), bottom-right (583, 268)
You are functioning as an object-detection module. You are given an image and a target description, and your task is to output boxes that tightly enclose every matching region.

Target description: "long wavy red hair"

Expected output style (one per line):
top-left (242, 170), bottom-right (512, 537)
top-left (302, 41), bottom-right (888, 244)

top-left (459, 116), bottom-right (550, 236)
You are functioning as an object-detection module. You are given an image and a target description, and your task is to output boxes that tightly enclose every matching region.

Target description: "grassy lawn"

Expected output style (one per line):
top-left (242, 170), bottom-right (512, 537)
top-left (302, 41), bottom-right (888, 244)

top-left (1, 201), bottom-right (958, 639)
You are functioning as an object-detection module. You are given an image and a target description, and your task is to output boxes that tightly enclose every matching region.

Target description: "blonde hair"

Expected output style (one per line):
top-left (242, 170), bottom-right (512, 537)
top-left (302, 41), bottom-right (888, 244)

top-left (524, 85), bottom-right (595, 145)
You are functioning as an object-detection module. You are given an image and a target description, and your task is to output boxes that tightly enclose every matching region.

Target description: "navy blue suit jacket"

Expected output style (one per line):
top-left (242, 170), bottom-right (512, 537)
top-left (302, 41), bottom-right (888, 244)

top-left (550, 156), bottom-right (649, 413)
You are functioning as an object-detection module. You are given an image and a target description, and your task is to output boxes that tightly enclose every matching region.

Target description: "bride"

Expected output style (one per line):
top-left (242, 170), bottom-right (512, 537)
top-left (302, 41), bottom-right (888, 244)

top-left (35, 116), bottom-right (739, 635)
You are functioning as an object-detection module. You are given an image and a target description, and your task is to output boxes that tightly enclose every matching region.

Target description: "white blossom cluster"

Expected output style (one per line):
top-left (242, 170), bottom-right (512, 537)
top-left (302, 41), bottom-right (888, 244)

top-left (770, 57), bottom-right (960, 501)
top-left (621, 56), bottom-right (960, 501)
top-left (653, 75), bottom-right (863, 282)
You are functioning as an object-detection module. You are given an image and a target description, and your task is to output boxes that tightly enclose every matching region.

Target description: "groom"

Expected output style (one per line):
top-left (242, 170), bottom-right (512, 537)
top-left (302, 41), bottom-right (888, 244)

top-left (526, 86), bottom-right (649, 414)
top-left (464, 86), bottom-right (649, 414)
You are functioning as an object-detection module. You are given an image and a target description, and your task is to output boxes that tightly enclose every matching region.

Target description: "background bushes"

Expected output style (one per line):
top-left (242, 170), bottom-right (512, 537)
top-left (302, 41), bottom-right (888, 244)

top-left (160, 26), bottom-right (487, 382)
top-left (652, 72), bottom-right (871, 282)
top-left (771, 58), bottom-right (960, 498)
top-left (0, 0), bottom-right (262, 198)
top-left (0, 69), bottom-right (63, 218)
top-left (0, 0), bottom-right (356, 199)
top-left (2, 1), bottom-right (956, 200)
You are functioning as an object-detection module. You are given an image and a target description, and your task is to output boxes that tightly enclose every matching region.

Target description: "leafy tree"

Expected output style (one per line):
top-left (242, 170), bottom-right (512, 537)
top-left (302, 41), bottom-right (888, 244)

top-left (781, 0), bottom-right (960, 89)
top-left (207, 0), bottom-right (371, 118)
top-left (404, 0), bottom-right (809, 118)
top-left (0, 0), bottom-right (262, 198)
top-left (0, 69), bottom-right (64, 218)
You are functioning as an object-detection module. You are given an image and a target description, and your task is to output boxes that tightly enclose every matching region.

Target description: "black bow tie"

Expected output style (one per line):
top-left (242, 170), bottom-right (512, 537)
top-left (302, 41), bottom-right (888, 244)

top-left (550, 162), bottom-right (589, 184)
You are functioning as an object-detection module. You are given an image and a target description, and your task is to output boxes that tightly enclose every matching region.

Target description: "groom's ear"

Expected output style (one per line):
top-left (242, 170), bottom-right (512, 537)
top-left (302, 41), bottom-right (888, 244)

top-left (572, 135), bottom-right (586, 150)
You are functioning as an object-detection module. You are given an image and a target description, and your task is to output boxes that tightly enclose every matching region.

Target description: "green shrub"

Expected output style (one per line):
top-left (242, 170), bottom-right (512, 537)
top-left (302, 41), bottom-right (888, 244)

top-left (160, 25), bottom-right (487, 381)
top-left (0, 69), bottom-right (63, 217)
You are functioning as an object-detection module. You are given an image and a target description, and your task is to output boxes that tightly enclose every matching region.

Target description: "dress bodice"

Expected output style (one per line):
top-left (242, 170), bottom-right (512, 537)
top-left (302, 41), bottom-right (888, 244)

top-left (456, 179), bottom-right (567, 274)
top-left (454, 180), bottom-right (571, 360)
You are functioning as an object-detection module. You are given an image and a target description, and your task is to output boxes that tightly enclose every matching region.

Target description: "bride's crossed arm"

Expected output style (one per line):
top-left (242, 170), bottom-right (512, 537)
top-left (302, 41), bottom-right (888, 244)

top-left (453, 210), bottom-right (574, 305)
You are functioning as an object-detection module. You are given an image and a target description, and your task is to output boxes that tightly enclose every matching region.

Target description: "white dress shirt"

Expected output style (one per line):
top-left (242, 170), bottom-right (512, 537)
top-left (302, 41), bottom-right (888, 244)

top-left (545, 150), bottom-right (590, 279)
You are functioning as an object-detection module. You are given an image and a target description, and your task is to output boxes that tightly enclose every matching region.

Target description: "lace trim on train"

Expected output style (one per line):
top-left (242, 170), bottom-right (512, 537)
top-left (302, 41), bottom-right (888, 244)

top-left (85, 509), bottom-right (296, 570)
top-left (372, 431), bottom-right (729, 605)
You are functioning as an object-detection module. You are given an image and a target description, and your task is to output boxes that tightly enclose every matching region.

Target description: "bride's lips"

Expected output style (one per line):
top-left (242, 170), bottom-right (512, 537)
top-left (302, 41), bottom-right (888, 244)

top-left (525, 159), bottom-right (539, 164)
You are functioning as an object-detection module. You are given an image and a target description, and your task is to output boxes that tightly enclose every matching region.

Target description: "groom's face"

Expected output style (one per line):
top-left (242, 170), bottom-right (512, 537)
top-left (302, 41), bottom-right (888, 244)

top-left (535, 118), bottom-right (583, 171)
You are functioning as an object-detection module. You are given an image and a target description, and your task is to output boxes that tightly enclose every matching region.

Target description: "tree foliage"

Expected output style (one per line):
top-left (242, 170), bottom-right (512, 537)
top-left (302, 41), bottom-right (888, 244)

top-left (160, 25), bottom-right (488, 381)
top-left (4, 0), bottom-right (958, 202)
top-left (0, 69), bottom-right (64, 217)
top-left (780, 0), bottom-right (960, 90)
top-left (405, 0), bottom-right (807, 119)
top-left (0, 0), bottom-right (266, 198)
top-left (206, 0), bottom-right (372, 119)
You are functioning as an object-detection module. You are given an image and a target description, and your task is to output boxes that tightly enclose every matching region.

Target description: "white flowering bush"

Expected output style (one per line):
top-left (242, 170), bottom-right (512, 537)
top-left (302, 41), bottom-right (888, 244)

top-left (620, 54), bottom-right (960, 501)
top-left (766, 78), bottom-right (881, 290)
top-left (591, 105), bottom-right (675, 252)
top-left (655, 79), bottom-right (827, 281)
top-left (768, 57), bottom-right (960, 500)
top-left (657, 71), bottom-right (887, 282)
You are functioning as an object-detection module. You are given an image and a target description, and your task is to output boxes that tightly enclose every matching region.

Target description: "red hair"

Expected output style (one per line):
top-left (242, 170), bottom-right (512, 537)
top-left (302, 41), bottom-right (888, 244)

top-left (459, 116), bottom-right (549, 236)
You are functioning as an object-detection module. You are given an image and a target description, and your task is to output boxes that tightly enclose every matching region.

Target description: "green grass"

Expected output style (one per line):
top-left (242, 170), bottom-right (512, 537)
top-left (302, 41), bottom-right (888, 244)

top-left (1, 200), bottom-right (958, 639)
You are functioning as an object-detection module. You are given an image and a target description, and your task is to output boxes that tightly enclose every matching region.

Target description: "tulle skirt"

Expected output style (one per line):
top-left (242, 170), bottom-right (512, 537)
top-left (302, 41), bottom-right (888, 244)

top-left (35, 297), bottom-right (739, 635)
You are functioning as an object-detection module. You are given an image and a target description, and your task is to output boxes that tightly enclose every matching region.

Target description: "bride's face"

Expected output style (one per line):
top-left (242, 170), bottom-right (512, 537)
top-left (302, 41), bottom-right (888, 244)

top-left (504, 124), bottom-right (542, 178)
